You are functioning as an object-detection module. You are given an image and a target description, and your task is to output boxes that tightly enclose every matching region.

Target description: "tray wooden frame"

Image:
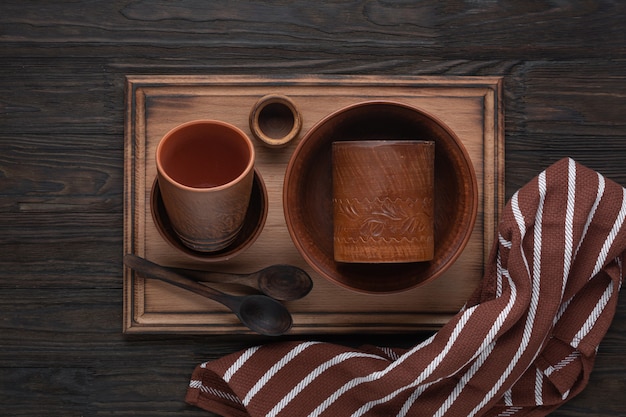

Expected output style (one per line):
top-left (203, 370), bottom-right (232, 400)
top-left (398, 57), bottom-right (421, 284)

top-left (123, 75), bottom-right (504, 335)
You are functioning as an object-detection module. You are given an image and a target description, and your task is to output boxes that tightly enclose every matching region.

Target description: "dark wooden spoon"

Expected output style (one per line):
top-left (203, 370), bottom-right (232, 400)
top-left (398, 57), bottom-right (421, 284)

top-left (123, 254), bottom-right (293, 336)
top-left (167, 264), bottom-right (313, 301)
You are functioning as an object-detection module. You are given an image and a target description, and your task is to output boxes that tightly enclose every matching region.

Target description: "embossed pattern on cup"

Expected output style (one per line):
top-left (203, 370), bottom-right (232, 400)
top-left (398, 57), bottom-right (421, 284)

top-left (332, 140), bottom-right (435, 263)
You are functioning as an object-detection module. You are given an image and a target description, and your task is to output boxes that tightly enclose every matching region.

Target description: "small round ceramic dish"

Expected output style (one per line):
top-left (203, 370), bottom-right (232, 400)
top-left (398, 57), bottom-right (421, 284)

top-left (249, 94), bottom-right (302, 148)
top-left (283, 100), bottom-right (478, 294)
top-left (151, 169), bottom-right (268, 262)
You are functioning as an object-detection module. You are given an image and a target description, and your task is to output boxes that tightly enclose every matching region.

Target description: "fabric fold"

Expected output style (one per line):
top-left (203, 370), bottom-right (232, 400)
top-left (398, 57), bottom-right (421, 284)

top-left (186, 158), bottom-right (626, 417)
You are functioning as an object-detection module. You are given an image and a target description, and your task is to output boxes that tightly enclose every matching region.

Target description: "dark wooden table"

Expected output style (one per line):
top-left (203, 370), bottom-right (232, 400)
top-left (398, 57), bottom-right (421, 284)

top-left (2, 2), bottom-right (625, 416)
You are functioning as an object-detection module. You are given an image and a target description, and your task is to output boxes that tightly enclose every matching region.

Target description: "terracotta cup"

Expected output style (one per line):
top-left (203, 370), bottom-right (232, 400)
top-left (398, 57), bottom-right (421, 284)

top-left (155, 120), bottom-right (256, 252)
top-left (332, 140), bottom-right (435, 263)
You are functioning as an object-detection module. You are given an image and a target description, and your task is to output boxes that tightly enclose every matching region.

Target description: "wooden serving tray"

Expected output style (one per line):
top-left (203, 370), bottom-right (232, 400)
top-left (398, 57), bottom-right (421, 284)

top-left (123, 75), bottom-right (504, 334)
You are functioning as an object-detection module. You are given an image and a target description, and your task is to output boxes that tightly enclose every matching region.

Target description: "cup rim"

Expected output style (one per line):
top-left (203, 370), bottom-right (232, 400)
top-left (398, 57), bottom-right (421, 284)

top-left (155, 119), bottom-right (255, 193)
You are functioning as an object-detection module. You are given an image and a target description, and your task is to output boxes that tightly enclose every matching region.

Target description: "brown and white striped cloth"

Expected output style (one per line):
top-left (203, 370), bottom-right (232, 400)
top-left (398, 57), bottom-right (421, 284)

top-left (186, 158), bottom-right (626, 417)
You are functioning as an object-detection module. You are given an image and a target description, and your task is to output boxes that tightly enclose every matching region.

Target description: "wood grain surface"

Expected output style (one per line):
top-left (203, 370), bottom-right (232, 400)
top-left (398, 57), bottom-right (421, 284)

top-left (1, 1), bottom-right (625, 416)
top-left (124, 75), bottom-right (502, 334)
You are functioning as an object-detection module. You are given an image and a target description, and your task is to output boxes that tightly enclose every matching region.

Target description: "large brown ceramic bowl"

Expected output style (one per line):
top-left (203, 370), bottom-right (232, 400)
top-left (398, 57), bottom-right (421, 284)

top-left (283, 101), bottom-right (478, 294)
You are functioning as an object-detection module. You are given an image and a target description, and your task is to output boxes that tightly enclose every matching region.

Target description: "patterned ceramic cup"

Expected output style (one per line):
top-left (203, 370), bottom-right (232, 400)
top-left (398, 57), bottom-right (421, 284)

top-left (332, 140), bottom-right (435, 263)
top-left (156, 120), bottom-right (255, 252)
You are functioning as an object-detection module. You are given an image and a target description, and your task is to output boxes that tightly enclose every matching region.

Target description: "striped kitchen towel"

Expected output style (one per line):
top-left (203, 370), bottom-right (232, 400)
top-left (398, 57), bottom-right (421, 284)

top-left (186, 158), bottom-right (626, 417)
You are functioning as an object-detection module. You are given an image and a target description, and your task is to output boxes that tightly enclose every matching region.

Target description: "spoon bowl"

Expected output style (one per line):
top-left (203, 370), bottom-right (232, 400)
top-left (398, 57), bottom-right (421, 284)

top-left (256, 265), bottom-right (313, 301)
top-left (238, 295), bottom-right (294, 336)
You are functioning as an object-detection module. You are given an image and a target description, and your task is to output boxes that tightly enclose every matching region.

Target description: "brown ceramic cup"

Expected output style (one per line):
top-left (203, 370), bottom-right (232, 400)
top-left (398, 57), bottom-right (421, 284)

top-left (332, 140), bottom-right (435, 263)
top-left (155, 120), bottom-right (256, 252)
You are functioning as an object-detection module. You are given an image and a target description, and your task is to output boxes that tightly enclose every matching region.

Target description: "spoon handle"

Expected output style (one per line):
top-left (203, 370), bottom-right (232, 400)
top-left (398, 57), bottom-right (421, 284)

top-left (167, 266), bottom-right (254, 287)
top-left (123, 254), bottom-right (238, 311)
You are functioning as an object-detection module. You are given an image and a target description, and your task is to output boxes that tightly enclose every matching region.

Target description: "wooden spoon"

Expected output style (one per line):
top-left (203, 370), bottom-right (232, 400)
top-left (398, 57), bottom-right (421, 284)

top-left (123, 254), bottom-right (293, 336)
top-left (167, 264), bottom-right (313, 301)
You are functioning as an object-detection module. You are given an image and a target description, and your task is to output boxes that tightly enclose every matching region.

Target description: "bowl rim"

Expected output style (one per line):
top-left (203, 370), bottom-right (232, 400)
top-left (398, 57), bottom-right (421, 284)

top-left (283, 99), bottom-right (479, 294)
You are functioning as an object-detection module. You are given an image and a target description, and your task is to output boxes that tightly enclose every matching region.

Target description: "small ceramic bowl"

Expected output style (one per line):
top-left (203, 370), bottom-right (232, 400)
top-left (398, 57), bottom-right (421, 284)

top-left (249, 94), bottom-right (302, 147)
top-left (283, 101), bottom-right (478, 294)
top-left (151, 169), bottom-right (268, 262)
